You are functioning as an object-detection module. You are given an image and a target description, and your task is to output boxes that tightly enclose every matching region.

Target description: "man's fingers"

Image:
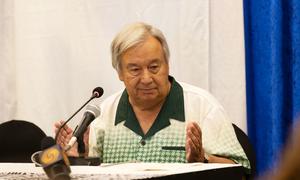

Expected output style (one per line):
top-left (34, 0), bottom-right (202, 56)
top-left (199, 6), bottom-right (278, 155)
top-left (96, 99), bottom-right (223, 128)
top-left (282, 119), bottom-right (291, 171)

top-left (188, 122), bottom-right (202, 139)
top-left (191, 121), bottom-right (201, 134)
top-left (186, 121), bottom-right (204, 162)
top-left (188, 128), bottom-right (201, 149)
top-left (54, 120), bottom-right (72, 133)
top-left (186, 136), bottom-right (200, 162)
top-left (66, 127), bottom-right (73, 134)
top-left (186, 122), bottom-right (202, 149)
top-left (54, 120), bottom-right (74, 146)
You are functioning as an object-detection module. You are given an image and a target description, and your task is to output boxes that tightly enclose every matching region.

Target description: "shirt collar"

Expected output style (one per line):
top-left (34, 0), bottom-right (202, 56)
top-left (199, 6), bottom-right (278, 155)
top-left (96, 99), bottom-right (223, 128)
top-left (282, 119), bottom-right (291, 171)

top-left (115, 76), bottom-right (185, 137)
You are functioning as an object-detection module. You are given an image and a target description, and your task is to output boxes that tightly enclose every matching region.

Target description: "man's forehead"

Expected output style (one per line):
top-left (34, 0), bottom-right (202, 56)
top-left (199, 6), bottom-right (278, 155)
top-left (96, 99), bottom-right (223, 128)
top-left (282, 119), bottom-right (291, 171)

top-left (125, 59), bottom-right (162, 66)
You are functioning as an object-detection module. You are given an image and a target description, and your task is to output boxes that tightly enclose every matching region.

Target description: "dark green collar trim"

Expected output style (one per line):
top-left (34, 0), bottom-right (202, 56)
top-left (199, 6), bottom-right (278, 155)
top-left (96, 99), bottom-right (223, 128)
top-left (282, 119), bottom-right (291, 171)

top-left (115, 90), bottom-right (145, 136)
top-left (115, 76), bottom-right (185, 138)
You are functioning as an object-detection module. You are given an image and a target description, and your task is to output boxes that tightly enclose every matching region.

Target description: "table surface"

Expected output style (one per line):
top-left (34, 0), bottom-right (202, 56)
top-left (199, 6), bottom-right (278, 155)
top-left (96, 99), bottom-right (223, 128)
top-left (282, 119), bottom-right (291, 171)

top-left (0, 162), bottom-right (242, 179)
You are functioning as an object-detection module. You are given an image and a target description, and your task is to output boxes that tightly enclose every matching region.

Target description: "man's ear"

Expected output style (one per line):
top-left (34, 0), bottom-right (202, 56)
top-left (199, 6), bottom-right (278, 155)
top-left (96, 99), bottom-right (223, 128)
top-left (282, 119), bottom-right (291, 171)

top-left (118, 70), bottom-right (124, 81)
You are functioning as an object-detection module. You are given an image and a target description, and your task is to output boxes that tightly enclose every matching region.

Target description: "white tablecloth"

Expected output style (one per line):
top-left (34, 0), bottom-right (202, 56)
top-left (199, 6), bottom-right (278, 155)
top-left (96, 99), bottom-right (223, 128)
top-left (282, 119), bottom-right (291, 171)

top-left (0, 162), bottom-right (242, 179)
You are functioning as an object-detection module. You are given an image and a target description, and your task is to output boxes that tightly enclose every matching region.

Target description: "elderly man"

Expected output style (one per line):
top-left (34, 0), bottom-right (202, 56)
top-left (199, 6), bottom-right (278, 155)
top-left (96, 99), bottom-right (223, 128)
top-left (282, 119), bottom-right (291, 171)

top-left (55, 22), bottom-right (250, 171)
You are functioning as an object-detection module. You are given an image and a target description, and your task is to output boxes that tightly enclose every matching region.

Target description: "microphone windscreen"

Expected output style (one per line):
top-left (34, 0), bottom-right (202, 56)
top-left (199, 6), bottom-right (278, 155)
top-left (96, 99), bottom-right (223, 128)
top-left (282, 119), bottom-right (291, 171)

top-left (92, 87), bottom-right (104, 98)
top-left (86, 104), bottom-right (101, 118)
top-left (41, 136), bottom-right (56, 150)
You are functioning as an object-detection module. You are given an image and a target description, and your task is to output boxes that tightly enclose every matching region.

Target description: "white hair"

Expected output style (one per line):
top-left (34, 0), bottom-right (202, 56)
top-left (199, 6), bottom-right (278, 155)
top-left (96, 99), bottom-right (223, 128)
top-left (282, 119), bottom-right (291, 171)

top-left (111, 22), bottom-right (170, 72)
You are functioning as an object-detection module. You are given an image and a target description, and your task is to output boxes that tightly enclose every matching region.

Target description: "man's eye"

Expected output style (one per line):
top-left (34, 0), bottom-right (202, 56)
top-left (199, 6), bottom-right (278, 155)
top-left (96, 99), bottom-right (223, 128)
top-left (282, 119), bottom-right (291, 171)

top-left (149, 65), bottom-right (160, 73)
top-left (149, 65), bottom-right (158, 69)
top-left (128, 67), bottom-right (141, 75)
top-left (130, 68), bottom-right (139, 72)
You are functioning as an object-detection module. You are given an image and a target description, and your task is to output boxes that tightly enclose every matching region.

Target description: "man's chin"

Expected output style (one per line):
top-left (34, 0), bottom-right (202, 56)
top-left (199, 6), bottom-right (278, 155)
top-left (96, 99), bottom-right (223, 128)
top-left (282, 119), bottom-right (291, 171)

top-left (138, 94), bottom-right (157, 102)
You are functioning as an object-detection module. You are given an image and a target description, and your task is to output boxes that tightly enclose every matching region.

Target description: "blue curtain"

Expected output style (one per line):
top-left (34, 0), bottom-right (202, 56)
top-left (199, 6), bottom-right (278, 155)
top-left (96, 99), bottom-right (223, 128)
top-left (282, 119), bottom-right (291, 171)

top-left (243, 0), bottom-right (300, 175)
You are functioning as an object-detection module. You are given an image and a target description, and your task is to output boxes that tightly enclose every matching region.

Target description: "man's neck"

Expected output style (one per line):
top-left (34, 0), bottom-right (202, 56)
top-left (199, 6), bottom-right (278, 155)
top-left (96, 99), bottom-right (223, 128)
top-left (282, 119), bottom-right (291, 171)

top-left (131, 100), bottom-right (165, 134)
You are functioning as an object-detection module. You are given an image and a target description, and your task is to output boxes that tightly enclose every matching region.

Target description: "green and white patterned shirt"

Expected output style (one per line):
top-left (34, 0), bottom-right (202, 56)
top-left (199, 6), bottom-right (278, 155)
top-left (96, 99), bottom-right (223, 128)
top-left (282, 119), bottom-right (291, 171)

top-left (89, 77), bottom-right (250, 171)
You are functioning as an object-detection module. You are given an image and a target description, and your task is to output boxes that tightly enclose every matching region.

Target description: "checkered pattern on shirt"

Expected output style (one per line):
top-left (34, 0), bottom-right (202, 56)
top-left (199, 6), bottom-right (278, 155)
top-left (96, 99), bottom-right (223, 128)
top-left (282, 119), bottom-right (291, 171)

top-left (101, 119), bottom-right (186, 163)
top-left (94, 120), bottom-right (250, 171)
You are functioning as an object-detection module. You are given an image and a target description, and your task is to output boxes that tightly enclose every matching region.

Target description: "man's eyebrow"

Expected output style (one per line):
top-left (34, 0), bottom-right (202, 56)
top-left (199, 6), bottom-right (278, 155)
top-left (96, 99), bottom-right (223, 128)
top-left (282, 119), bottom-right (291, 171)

top-left (126, 63), bottom-right (139, 68)
top-left (149, 59), bottom-right (160, 63)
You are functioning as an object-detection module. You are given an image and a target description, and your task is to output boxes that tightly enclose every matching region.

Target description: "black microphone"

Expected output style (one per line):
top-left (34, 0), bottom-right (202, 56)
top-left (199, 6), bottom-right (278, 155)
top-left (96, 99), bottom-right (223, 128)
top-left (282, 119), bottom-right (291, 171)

top-left (92, 87), bottom-right (104, 98)
top-left (39, 136), bottom-right (71, 180)
top-left (65, 104), bottom-right (100, 152)
top-left (54, 87), bottom-right (104, 142)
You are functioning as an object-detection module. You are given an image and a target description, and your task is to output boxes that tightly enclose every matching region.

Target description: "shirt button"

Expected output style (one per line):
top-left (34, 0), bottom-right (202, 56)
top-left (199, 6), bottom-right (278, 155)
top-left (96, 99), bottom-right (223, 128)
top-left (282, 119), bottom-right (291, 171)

top-left (140, 139), bottom-right (146, 146)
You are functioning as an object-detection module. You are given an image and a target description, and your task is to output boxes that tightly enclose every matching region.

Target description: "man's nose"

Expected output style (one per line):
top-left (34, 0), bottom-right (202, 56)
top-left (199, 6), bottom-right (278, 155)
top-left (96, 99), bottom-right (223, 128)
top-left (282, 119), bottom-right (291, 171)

top-left (140, 69), bottom-right (153, 84)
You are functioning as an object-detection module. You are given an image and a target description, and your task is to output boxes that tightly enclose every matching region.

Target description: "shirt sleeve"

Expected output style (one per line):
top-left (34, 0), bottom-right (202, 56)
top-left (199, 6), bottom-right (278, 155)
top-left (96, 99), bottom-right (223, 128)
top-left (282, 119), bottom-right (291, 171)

top-left (201, 106), bottom-right (251, 171)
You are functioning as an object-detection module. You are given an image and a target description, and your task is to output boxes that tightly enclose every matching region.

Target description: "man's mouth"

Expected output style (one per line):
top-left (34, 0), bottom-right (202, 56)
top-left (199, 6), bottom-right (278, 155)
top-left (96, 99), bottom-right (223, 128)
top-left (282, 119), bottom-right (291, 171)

top-left (139, 88), bottom-right (155, 93)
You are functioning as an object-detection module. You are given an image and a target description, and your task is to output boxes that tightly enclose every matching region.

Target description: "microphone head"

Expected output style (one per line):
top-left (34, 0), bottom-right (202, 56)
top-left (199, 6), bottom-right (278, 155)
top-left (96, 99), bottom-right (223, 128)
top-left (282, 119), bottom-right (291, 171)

top-left (86, 104), bottom-right (101, 118)
top-left (92, 87), bottom-right (104, 98)
top-left (71, 104), bottom-right (100, 140)
top-left (41, 136), bottom-right (56, 150)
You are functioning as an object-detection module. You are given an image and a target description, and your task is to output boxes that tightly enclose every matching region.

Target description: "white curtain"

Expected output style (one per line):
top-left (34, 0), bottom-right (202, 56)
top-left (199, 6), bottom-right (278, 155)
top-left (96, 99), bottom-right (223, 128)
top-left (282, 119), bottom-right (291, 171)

top-left (0, 0), bottom-right (246, 136)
